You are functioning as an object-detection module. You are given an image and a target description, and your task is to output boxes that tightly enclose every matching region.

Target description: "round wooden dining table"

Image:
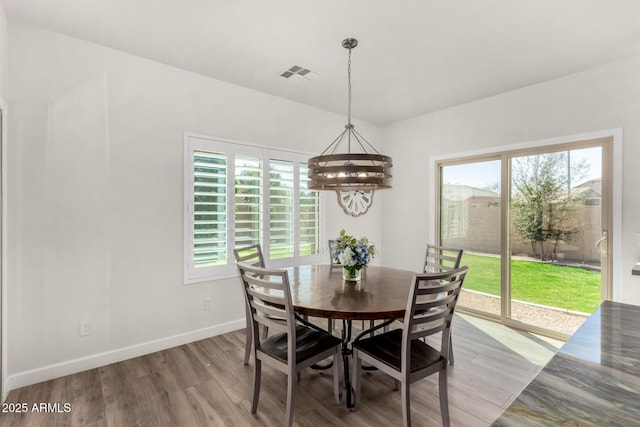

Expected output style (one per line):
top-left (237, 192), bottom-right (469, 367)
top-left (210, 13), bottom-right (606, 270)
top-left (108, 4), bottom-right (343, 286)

top-left (284, 264), bottom-right (417, 409)
top-left (285, 264), bottom-right (416, 321)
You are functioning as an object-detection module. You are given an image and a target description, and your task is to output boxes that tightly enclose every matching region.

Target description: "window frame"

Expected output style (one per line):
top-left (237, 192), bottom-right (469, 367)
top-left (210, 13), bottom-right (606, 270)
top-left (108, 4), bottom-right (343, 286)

top-left (184, 133), bottom-right (325, 283)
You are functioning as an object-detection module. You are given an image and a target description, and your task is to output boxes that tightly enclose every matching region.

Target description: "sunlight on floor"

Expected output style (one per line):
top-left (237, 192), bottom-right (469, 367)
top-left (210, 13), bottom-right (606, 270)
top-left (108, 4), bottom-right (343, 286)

top-left (459, 313), bottom-right (565, 366)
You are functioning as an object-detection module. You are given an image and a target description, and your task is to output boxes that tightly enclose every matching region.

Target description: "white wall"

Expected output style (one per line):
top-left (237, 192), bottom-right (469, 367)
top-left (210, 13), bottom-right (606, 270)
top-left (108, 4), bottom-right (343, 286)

top-left (382, 53), bottom-right (640, 304)
top-left (0, 1), bottom-right (8, 404)
top-left (5, 22), bottom-right (383, 389)
top-left (0, 6), bottom-right (6, 100)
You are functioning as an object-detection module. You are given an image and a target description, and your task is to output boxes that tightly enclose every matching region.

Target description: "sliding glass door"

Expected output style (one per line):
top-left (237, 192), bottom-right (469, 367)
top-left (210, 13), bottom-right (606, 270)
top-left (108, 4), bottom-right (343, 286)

top-left (439, 159), bottom-right (502, 317)
top-left (438, 138), bottom-right (612, 338)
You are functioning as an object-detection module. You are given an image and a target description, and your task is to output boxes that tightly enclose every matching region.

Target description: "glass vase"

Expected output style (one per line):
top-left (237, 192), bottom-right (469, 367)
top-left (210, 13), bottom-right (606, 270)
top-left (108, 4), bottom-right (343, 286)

top-left (343, 267), bottom-right (362, 282)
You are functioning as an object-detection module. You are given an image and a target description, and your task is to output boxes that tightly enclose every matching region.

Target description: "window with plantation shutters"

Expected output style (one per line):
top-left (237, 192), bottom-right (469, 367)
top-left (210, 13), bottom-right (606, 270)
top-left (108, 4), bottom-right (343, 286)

top-left (185, 134), bottom-right (324, 283)
top-left (193, 151), bottom-right (227, 268)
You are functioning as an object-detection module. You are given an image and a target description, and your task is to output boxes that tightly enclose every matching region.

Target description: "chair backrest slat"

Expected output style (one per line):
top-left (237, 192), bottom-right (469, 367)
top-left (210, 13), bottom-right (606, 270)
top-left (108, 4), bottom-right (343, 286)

top-left (415, 280), bottom-right (462, 295)
top-left (233, 244), bottom-right (266, 267)
top-left (424, 244), bottom-right (463, 274)
top-left (253, 312), bottom-right (288, 334)
top-left (414, 292), bottom-right (458, 311)
top-left (249, 295), bottom-right (285, 318)
top-left (245, 276), bottom-right (285, 291)
top-left (409, 323), bottom-right (447, 341)
top-left (412, 307), bottom-right (449, 325)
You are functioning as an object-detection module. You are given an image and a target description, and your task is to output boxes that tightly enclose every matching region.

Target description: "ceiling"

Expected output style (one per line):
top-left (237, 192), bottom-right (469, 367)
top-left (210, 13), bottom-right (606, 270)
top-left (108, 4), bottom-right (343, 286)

top-left (3, 0), bottom-right (640, 124)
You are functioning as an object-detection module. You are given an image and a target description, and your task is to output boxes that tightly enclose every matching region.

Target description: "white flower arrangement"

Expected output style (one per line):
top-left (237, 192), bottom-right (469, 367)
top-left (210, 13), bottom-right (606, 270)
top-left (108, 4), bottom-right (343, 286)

top-left (331, 229), bottom-right (376, 277)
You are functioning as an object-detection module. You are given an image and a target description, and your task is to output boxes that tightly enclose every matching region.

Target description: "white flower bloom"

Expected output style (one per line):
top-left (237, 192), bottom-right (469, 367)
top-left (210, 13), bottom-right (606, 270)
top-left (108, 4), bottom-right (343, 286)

top-left (339, 247), bottom-right (355, 266)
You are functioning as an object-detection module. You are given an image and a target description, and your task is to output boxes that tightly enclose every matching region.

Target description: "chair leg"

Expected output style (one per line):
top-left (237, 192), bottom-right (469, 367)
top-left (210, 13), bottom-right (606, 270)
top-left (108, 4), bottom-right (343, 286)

top-left (244, 312), bottom-right (252, 365)
top-left (244, 330), bottom-right (252, 365)
top-left (439, 367), bottom-right (450, 427)
top-left (448, 334), bottom-right (455, 365)
top-left (285, 371), bottom-right (296, 427)
top-left (401, 381), bottom-right (411, 427)
top-left (352, 349), bottom-right (362, 409)
top-left (251, 359), bottom-right (261, 413)
top-left (333, 348), bottom-right (341, 404)
top-left (261, 325), bottom-right (269, 340)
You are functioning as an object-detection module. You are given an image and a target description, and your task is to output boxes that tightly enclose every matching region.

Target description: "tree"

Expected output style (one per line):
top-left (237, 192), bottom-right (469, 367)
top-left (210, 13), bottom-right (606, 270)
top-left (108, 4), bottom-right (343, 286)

top-left (511, 152), bottom-right (588, 261)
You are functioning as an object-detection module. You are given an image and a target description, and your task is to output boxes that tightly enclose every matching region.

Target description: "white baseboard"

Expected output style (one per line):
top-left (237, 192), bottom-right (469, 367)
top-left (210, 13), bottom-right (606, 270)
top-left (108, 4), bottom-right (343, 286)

top-left (6, 319), bottom-right (245, 393)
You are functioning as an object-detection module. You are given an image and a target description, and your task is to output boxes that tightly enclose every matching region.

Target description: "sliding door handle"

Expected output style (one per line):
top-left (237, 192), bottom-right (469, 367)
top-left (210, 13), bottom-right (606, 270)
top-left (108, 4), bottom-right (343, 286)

top-left (595, 230), bottom-right (608, 257)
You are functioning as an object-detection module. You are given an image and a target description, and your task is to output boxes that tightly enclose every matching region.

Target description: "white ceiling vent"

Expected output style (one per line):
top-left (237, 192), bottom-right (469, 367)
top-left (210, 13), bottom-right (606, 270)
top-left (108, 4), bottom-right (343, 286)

top-left (280, 65), bottom-right (318, 80)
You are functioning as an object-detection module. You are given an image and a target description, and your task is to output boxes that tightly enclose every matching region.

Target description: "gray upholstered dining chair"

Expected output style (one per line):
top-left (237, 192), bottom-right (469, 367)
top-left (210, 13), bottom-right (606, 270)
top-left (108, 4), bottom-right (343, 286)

top-left (352, 267), bottom-right (468, 427)
top-left (236, 261), bottom-right (342, 427)
top-left (233, 244), bottom-right (266, 365)
top-left (424, 244), bottom-right (464, 365)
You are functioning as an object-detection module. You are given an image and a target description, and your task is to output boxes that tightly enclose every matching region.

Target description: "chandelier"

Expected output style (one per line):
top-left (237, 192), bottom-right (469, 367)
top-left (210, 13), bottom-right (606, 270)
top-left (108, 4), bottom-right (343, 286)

top-left (308, 38), bottom-right (393, 191)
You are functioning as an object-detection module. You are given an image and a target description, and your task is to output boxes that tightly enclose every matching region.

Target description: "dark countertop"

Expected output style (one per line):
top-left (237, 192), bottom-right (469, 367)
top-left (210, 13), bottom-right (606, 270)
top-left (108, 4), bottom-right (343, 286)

top-left (492, 300), bottom-right (640, 426)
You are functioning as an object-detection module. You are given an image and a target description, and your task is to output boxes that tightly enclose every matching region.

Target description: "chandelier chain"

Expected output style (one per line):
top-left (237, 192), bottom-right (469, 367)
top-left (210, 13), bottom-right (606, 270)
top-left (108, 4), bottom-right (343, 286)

top-left (347, 46), bottom-right (352, 126)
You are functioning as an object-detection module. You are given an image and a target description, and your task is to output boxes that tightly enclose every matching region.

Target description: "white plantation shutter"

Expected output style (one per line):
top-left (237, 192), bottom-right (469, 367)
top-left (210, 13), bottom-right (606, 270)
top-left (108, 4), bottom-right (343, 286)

top-left (269, 160), bottom-right (295, 260)
top-left (192, 150), bottom-right (227, 268)
top-left (235, 156), bottom-right (262, 247)
top-left (299, 163), bottom-right (320, 256)
top-left (185, 134), bottom-right (324, 283)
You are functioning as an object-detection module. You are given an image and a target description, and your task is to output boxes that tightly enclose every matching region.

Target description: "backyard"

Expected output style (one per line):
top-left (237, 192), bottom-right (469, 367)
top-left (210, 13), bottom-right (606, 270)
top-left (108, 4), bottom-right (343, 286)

top-left (460, 253), bottom-right (601, 314)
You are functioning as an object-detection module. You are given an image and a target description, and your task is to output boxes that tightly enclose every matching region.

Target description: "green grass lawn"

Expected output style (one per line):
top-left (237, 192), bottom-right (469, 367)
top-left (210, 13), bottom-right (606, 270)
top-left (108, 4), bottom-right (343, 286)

top-left (461, 253), bottom-right (601, 314)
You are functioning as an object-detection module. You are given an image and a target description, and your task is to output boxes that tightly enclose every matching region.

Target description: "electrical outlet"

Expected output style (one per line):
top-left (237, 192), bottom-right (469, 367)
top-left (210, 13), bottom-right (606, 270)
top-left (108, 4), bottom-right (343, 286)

top-left (203, 297), bottom-right (213, 311)
top-left (79, 320), bottom-right (93, 337)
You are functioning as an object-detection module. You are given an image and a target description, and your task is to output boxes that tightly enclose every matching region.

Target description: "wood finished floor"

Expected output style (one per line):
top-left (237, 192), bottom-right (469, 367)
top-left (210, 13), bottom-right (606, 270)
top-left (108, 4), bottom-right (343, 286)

top-left (0, 314), bottom-right (563, 427)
